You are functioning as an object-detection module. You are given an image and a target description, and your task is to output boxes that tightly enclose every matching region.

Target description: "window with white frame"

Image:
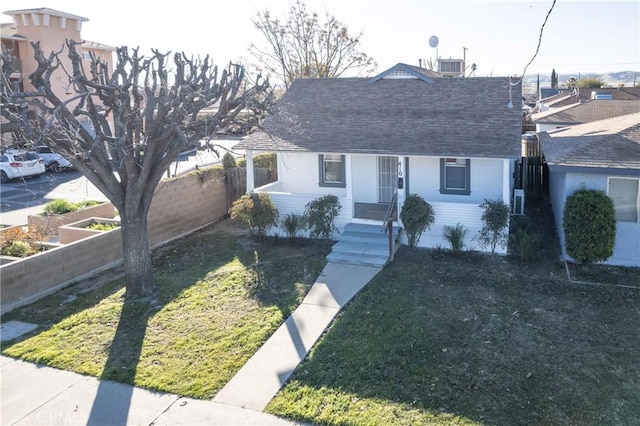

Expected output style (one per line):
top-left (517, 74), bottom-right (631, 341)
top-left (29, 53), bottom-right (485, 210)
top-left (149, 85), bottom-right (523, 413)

top-left (440, 158), bottom-right (470, 195)
top-left (608, 177), bottom-right (639, 222)
top-left (318, 154), bottom-right (346, 188)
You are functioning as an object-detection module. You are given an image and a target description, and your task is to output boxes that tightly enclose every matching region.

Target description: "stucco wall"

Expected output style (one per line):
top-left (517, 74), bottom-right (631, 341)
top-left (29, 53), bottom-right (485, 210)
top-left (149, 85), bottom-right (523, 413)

top-left (1, 168), bottom-right (228, 312)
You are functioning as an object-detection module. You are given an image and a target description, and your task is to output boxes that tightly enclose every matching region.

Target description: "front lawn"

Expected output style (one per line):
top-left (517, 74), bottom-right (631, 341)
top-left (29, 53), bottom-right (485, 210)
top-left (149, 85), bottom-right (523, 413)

top-left (2, 197), bottom-right (639, 425)
top-left (266, 198), bottom-right (640, 425)
top-left (1, 219), bottom-right (333, 399)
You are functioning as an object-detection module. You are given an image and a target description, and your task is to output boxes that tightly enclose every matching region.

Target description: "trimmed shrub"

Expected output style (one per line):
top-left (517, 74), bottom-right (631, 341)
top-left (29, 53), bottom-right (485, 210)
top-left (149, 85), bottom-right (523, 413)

top-left (304, 194), bottom-right (342, 239)
top-left (443, 222), bottom-right (468, 255)
top-left (222, 152), bottom-right (237, 170)
top-left (400, 194), bottom-right (435, 249)
top-left (475, 199), bottom-right (510, 253)
top-left (563, 188), bottom-right (616, 265)
top-left (230, 192), bottom-right (279, 241)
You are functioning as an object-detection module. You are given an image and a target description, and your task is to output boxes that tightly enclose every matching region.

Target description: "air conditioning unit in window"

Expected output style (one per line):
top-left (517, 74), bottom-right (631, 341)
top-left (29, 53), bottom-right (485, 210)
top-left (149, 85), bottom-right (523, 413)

top-left (513, 189), bottom-right (525, 215)
top-left (438, 59), bottom-right (465, 77)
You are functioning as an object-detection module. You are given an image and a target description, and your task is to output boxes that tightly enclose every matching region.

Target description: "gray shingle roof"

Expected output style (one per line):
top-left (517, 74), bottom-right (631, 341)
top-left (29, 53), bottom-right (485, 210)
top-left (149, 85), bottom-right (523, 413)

top-left (532, 100), bottom-right (640, 125)
top-left (577, 87), bottom-right (640, 101)
top-left (539, 113), bottom-right (640, 169)
top-left (239, 72), bottom-right (523, 158)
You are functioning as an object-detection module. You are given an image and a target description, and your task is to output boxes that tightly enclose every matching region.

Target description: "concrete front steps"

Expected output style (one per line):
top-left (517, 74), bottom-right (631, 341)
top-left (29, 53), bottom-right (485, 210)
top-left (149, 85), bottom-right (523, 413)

top-left (326, 223), bottom-right (403, 267)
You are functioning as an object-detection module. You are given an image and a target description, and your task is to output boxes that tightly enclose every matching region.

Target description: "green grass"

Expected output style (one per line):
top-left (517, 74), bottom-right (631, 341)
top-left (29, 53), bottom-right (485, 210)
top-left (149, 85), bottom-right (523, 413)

top-left (1, 220), bottom-right (333, 399)
top-left (265, 198), bottom-right (640, 425)
top-left (2, 198), bottom-right (639, 425)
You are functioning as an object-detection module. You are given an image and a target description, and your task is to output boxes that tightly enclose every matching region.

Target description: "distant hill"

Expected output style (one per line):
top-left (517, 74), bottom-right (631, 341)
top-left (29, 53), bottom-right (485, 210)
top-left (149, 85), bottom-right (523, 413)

top-left (522, 71), bottom-right (639, 98)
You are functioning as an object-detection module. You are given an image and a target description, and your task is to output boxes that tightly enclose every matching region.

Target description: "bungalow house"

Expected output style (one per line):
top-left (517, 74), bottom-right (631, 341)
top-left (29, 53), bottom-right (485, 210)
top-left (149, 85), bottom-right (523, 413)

top-left (237, 63), bottom-right (523, 261)
top-left (539, 113), bottom-right (640, 267)
top-left (531, 99), bottom-right (640, 133)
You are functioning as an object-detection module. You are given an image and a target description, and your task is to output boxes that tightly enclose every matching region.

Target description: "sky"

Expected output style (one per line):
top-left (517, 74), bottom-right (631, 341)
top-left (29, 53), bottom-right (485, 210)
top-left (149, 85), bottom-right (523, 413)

top-left (1, 0), bottom-right (638, 80)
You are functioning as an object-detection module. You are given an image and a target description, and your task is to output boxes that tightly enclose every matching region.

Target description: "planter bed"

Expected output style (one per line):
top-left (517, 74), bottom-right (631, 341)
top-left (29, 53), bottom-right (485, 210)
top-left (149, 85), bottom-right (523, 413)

top-left (28, 202), bottom-right (116, 235)
top-left (58, 217), bottom-right (121, 244)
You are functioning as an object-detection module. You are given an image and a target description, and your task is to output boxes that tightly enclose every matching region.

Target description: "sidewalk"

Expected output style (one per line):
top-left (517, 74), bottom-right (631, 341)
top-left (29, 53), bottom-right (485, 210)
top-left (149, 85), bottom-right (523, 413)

top-left (1, 262), bottom-right (382, 425)
top-left (1, 355), bottom-right (301, 425)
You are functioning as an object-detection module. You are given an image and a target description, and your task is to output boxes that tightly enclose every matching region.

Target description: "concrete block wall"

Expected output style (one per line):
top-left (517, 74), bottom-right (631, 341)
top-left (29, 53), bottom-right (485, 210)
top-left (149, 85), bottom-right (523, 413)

top-left (27, 202), bottom-right (117, 235)
top-left (1, 168), bottom-right (228, 312)
top-left (148, 169), bottom-right (228, 246)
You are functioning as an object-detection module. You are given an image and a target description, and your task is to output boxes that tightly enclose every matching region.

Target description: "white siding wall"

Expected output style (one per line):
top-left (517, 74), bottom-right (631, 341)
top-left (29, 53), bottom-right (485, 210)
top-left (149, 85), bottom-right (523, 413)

top-left (404, 156), bottom-right (510, 254)
top-left (258, 153), bottom-right (513, 254)
top-left (549, 171), bottom-right (640, 267)
top-left (277, 152), bottom-right (347, 198)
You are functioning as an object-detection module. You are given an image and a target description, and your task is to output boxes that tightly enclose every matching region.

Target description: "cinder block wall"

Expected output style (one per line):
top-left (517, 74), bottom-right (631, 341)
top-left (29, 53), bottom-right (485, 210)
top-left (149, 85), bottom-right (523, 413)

top-left (148, 169), bottom-right (228, 246)
top-left (1, 168), bottom-right (228, 312)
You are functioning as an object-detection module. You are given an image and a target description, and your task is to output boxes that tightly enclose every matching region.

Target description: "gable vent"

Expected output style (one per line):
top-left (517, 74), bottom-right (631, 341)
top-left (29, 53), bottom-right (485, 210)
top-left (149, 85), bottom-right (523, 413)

top-left (384, 69), bottom-right (418, 79)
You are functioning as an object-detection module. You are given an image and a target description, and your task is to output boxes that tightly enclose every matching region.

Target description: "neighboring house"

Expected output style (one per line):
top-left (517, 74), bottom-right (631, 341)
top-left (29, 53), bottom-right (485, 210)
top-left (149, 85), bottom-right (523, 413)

top-left (539, 113), bottom-right (640, 267)
top-left (576, 86), bottom-right (640, 102)
top-left (531, 100), bottom-right (640, 133)
top-left (539, 92), bottom-right (580, 110)
top-left (237, 63), bottom-right (523, 254)
top-left (1, 7), bottom-right (115, 147)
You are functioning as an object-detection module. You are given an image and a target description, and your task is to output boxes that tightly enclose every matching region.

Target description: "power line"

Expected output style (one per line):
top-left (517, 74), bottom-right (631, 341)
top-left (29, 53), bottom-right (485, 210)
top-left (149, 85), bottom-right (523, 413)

top-left (520, 0), bottom-right (557, 79)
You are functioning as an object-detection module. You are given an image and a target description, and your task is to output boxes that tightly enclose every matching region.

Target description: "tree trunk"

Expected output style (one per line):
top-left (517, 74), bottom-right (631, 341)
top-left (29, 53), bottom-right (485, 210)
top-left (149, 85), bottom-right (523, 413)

top-left (120, 204), bottom-right (155, 297)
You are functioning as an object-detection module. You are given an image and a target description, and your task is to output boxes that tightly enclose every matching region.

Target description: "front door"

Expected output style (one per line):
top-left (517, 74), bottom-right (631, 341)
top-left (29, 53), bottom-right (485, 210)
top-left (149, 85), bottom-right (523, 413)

top-left (378, 156), bottom-right (398, 203)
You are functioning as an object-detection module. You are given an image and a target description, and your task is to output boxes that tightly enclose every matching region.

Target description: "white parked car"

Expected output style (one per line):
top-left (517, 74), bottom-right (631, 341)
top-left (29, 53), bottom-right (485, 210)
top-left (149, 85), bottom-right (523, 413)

top-left (33, 146), bottom-right (74, 172)
top-left (0, 149), bottom-right (46, 183)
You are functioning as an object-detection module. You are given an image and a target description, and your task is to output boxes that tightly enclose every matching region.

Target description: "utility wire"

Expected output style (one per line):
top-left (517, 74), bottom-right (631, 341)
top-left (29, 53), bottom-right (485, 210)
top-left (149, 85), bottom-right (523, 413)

top-left (513, 0), bottom-right (557, 84)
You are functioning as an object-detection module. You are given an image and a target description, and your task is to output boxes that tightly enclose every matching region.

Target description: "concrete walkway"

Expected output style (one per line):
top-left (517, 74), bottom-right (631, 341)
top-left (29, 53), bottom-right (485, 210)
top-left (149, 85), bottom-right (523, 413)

top-left (214, 262), bottom-right (381, 410)
top-left (1, 262), bottom-right (382, 425)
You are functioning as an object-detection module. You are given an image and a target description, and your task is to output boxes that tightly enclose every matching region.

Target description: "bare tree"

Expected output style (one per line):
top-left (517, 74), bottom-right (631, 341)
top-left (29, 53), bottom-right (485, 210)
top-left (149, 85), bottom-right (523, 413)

top-left (1, 41), bottom-right (271, 297)
top-left (249, 0), bottom-right (376, 89)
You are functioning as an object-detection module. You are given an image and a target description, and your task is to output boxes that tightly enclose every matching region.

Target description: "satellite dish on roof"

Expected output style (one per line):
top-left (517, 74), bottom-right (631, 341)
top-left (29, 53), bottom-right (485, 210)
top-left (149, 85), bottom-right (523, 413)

top-left (429, 35), bottom-right (439, 48)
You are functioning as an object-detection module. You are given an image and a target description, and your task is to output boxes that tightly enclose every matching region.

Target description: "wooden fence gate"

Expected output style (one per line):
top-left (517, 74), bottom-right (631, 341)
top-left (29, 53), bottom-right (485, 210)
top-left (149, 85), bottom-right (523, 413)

top-left (226, 167), bottom-right (277, 210)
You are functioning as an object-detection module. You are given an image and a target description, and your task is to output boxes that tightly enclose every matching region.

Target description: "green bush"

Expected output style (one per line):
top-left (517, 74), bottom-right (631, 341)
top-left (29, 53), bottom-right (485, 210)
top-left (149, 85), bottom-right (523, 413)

top-left (443, 222), bottom-right (468, 255)
top-left (222, 152), bottom-right (237, 170)
top-left (230, 192), bottom-right (279, 241)
top-left (42, 199), bottom-right (78, 215)
top-left (281, 213), bottom-right (307, 239)
top-left (563, 188), bottom-right (616, 265)
top-left (3, 240), bottom-right (35, 257)
top-left (304, 194), bottom-right (342, 239)
top-left (237, 153), bottom-right (277, 172)
top-left (475, 199), bottom-right (510, 253)
top-left (85, 222), bottom-right (120, 231)
top-left (509, 217), bottom-right (535, 262)
top-left (399, 194), bottom-right (435, 249)
top-left (42, 199), bottom-right (100, 216)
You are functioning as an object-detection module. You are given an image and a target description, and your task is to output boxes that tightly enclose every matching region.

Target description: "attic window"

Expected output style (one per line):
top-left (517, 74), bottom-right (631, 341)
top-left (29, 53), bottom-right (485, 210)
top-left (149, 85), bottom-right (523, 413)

top-left (440, 158), bottom-right (470, 195)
